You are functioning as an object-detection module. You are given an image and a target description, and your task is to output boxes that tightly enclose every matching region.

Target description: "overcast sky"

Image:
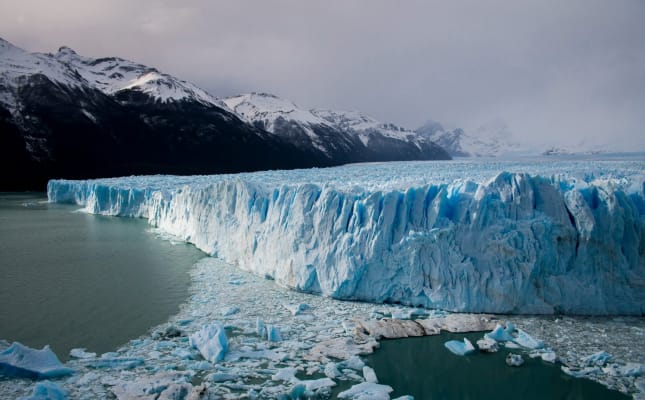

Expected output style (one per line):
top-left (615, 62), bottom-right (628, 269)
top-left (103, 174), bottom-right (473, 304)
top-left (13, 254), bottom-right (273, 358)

top-left (1, 0), bottom-right (644, 151)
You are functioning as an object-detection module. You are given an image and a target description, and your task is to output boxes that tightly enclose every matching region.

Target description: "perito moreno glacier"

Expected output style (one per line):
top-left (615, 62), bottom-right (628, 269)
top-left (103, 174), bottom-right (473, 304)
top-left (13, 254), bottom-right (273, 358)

top-left (48, 159), bottom-right (645, 315)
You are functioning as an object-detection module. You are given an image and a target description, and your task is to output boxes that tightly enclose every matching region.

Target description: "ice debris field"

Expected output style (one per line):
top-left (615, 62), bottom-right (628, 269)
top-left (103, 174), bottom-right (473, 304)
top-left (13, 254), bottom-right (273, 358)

top-left (47, 159), bottom-right (645, 315)
top-left (2, 257), bottom-right (644, 399)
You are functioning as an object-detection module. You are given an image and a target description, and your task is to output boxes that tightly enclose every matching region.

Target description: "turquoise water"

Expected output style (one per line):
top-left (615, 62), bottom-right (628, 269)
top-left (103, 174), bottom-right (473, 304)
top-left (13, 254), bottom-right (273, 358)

top-left (366, 332), bottom-right (628, 399)
top-left (0, 193), bottom-right (205, 360)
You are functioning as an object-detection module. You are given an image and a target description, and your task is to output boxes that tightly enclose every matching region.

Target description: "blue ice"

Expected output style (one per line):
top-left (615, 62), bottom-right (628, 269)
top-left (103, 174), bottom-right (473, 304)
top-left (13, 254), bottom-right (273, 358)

top-left (0, 342), bottom-right (73, 379)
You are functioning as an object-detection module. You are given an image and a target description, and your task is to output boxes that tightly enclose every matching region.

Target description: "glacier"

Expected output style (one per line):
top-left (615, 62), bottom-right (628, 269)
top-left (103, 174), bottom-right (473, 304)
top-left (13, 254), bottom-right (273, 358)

top-left (47, 159), bottom-right (645, 315)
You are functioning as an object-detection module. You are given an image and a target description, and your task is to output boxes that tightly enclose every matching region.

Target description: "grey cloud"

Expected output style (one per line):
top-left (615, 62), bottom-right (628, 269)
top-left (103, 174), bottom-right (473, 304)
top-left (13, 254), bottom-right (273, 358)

top-left (1, 0), bottom-right (643, 150)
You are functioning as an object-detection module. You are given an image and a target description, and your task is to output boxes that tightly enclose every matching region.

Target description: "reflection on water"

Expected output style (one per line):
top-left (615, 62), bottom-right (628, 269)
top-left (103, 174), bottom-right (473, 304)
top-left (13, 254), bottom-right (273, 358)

top-left (0, 193), bottom-right (205, 360)
top-left (366, 332), bottom-right (628, 399)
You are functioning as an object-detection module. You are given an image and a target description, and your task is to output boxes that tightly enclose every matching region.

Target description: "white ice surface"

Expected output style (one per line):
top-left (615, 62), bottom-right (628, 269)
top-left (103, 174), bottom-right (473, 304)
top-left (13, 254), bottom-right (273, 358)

top-left (48, 159), bottom-right (645, 315)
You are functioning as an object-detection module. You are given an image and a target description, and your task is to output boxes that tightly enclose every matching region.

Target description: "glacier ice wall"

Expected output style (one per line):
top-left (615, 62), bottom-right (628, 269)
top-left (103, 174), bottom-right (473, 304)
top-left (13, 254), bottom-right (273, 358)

top-left (48, 160), bottom-right (645, 314)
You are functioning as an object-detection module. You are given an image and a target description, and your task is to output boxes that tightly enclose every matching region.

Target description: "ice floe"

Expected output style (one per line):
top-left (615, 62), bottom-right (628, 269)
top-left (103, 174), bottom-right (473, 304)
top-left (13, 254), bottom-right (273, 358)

top-left (0, 342), bottom-right (74, 379)
top-left (189, 323), bottom-right (228, 363)
top-left (17, 380), bottom-right (67, 400)
top-left (506, 353), bottom-right (525, 367)
top-left (338, 382), bottom-right (394, 400)
top-left (444, 338), bottom-right (476, 356)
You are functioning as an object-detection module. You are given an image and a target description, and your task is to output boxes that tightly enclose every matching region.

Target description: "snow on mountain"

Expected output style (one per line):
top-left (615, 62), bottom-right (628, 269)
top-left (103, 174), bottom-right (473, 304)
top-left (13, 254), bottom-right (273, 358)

top-left (224, 93), bottom-right (330, 132)
top-left (417, 119), bottom-right (521, 157)
top-left (0, 38), bottom-right (222, 109)
top-left (224, 93), bottom-right (450, 160)
top-left (311, 109), bottom-right (425, 148)
top-left (223, 93), bottom-right (344, 155)
top-left (53, 46), bottom-right (223, 106)
top-left (48, 158), bottom-right (645, 315)
top-left (0, 39), bottom-right (86, 109)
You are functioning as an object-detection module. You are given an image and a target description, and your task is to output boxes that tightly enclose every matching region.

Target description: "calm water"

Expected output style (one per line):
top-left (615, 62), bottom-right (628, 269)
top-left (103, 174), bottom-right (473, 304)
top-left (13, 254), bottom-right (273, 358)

top-left (366, 332), bottom-right (628, 400)
top-left (0, 193), bottom-right (205, 360)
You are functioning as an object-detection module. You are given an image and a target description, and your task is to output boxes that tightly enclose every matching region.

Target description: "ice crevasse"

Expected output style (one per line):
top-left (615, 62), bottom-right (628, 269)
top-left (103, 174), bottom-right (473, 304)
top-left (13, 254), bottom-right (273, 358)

top-left (47, 160), bottom-right (645, 315)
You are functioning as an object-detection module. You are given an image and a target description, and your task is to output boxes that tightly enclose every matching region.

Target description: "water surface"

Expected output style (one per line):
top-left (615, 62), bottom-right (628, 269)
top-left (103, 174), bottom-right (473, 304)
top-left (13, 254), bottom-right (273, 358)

top-left (366, 332), bottom-right (628, 399)
top-left (0, 193), bottom-right (205, 359)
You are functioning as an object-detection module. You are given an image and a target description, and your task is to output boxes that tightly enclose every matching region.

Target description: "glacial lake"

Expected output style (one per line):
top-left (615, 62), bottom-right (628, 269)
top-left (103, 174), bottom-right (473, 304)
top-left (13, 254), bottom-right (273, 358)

top-left (0, 193), bottom-right (205, 360)
top-left (366, 332), bottom-right (629, 399)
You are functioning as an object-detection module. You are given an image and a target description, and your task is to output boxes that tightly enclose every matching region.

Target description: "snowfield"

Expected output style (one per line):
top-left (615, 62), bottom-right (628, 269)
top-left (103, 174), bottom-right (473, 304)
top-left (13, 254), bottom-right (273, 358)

top-left (48, 159), bottom-right (645, 315)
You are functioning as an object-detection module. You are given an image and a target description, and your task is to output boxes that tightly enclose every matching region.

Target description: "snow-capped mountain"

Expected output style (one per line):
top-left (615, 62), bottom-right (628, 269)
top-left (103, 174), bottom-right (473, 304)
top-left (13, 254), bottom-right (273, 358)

top-left (0, 37), bottom-right (450, 190)
top-left (223, 93), bottom-right (358, 160)
top-left (0, 38), bottom-right (223, 109)
top-left (53, 46), bottom-right (225, 107)
top-left (224, 93), bottom-right (450, 162)
top-left (416, 119), bottom-right (521, 157)
top-left (0, 38), bottom-right (333, 190)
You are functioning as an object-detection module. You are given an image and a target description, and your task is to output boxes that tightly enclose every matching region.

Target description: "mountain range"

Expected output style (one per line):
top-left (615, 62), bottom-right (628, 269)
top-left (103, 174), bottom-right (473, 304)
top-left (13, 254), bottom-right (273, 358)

top-left (0, 38), bottom-right (450, 190)
top-left (416, 119), bottom-right (521, 157)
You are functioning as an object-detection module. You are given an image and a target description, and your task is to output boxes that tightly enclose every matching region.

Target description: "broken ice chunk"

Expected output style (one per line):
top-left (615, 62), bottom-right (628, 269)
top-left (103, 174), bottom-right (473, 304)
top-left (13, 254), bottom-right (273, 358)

top-left (84, 355), bottom-right (144, 370)
top-left (284, 303), bottom-right (309, 316)
top-left (338, 382), bottom-right (394, 400)
top-left (529, 349), bottom-right (557, 363)
top-left (221, 306), bottom-right (240, 316)
top-left (340, 356), bottom-right (365, 371)
top-left (110, 371), bottom-right (192, 400)
top-left (18, 380), bottom-right (67, 400)
top-left (620, 363), bottom-right (644, 377)
top-left (0, 342), bottom-right (74, 379)
top-left (272, 367), bottom-right (298, 382)
top-left (266, 325), bottom-right (282, 342)
top-left (512, 329), bottom-right (543, 349)
top-left (301, 377), bottom-right (336, 391)
top-left (444, 338), bottom-right (476, 356)
top-left (363, 366), bottom-right (378, 383)
top-left (69, 348), bottom-right (96, 359)
top-left (582, 351), bottom-right (612, 367)
top-left (484, 323), bottom-right (514, 342)
top-left (257, 318), bottom-right (265, 337)
top-left (324, 362), bottom-right (341, 379)
top-left (189, 323), bottom-right (228, 363)
top-left (476, 337), bottom-right (499, 353)
top-left (506, 353), bottom-right (524, 367)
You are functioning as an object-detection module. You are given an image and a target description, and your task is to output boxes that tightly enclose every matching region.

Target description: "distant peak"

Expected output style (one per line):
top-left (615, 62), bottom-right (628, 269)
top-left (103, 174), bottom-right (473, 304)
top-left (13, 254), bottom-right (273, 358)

top-left (0, 37), bottom-right (23, 53)
top-left (57, 46), bottom-right (78, 55)
top-left (250, 92), bottom-right (280, 99)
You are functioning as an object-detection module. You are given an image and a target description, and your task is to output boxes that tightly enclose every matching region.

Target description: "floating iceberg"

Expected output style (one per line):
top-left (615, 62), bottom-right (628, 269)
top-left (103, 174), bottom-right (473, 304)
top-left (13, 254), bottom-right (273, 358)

top-left (362, 366), bottom-right (378, 383)
top-left (338, 382), bottom-right (394, 400)
top-left (506, 353), bottom-right (524, 367)
top-left (484, 324), bottom-right (514, 342)
top-left (189, 323), bottom-right (228, 363)
top-left (444, 338), bottom-right (476, 356)
top-left (48, 159), bottom-right (645, 315)
top-left (513, 329), bottom-right (544, 349)
top-left (18, 381), bottom-right (67, 400)
top-left (582, 351), bottom-right (613, 367)
top-left (69, 348), bottom-right (96, 359)
top-left (0, 342), bottom-right (74, 379)
top-left (476, 337), bottom-right (499, 353)
top-left (84, 355), bottom-right (144, 370)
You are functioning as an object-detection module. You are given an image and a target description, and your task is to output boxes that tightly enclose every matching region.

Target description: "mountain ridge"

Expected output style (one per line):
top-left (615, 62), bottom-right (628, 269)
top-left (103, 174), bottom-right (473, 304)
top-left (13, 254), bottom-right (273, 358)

top-left (0, 38), bottom-right (450, 190)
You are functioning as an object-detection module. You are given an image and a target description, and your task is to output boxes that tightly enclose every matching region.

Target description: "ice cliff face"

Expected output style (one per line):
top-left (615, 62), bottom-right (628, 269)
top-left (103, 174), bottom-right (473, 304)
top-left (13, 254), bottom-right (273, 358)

top-left (48, 160), bottom-right (645, 315)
